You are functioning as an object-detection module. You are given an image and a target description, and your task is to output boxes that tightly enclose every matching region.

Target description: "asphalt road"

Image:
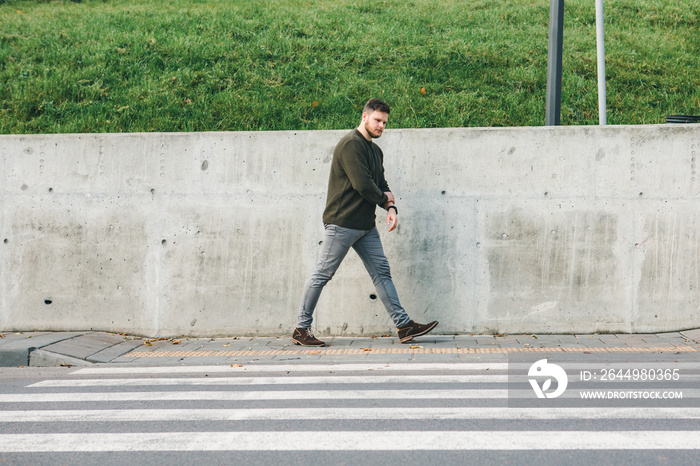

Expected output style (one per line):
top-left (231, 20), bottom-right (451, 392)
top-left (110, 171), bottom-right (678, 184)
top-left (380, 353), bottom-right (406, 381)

top-left (0, 362), bottom-right (698, 465)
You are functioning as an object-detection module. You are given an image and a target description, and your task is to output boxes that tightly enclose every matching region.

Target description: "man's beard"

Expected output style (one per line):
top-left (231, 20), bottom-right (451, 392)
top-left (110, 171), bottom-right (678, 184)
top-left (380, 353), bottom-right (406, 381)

top-left (364, 123), bottom-right (382, 139)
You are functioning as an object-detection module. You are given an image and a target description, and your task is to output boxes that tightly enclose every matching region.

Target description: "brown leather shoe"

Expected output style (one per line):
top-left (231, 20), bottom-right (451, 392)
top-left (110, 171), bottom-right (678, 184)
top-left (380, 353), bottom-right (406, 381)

top-left (397, 320), bottom-right (438, 343)
top-left (292, 328), bottom-right (326, 347)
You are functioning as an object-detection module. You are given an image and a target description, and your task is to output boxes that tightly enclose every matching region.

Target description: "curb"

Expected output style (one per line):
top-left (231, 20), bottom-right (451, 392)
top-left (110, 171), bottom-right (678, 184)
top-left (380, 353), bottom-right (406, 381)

top-left (28, 349), bottom-right (94, 367)
top-left (0, 332), bottom-right (142, 367)
top-left (0, 347), bottom-right (35, 367)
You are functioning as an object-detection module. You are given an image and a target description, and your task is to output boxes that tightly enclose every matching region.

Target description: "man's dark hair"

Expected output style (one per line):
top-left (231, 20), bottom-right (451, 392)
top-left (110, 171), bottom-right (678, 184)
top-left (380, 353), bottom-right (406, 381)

top-left (363, 98), bottom-right (390, 115)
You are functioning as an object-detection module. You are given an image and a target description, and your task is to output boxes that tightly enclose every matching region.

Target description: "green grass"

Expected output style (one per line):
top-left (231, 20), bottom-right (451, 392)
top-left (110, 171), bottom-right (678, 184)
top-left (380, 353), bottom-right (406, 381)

top-left (1, 0), bottom-right (699, 133)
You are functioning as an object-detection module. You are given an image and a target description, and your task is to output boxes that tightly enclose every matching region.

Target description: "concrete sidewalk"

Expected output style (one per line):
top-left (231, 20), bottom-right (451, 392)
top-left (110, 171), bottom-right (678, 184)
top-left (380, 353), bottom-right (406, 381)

top-left (2, 329), bottom-right (700, 367)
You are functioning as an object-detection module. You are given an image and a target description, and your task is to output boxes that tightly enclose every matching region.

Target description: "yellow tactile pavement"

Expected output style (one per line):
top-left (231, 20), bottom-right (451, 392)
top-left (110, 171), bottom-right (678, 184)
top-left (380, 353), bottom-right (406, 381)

top-left (127, 345), bottom-right (698, 358)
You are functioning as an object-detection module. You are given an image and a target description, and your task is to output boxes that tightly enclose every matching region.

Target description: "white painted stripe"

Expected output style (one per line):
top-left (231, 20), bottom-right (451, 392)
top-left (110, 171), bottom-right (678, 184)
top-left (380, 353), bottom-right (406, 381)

top-left (2, 407), bottom-right (698, 422)
top-left (5, 389), bottom-right (698, 403)
top-left (5, 390), bottom-right (699, 403)
top-left (0, 389), bottom-right (507, 403)
top-left (0, 431), bottom-right (699, 452)
top-left (28, 374), bottom-right (506, 388)
top-left (35, 374), bottom-right (700, 387)
top-left (72, 363), bottom-right (509, 375)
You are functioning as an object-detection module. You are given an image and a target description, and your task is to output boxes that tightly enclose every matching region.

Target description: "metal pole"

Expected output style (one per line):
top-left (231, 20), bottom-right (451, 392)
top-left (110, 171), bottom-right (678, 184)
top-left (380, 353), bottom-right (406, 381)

top-left (595, 0), bottom-right (607, 125)
top-left (545, 0), bottom-right (565, 126)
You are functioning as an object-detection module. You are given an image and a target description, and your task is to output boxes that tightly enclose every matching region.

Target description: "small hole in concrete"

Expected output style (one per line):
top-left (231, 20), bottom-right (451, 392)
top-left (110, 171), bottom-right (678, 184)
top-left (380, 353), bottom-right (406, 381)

top-left (3, 239), bottom-right (7, 244)
top-left (201, 160), bottom-right (209, 171)
top-left (48, 188), bottom-right (53, 192)
top-left (150, 188), bottom-right (155, 194)
top-left (639, 192), bottom-right (644, 197)
top-left (369, 294), bottom-right (377, 300)
top-left (441, 190), bottom-right (446, 195)
top-left (161, 239), bottom-right (167, 245)
top-left (44, 299), bottom-right (52, 305)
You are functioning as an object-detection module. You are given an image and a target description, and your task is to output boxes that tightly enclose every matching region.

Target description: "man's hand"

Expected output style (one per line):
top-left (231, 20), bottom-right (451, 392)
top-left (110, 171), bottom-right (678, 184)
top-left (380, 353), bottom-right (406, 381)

top-left (387, 207), bottom-right (398, 232)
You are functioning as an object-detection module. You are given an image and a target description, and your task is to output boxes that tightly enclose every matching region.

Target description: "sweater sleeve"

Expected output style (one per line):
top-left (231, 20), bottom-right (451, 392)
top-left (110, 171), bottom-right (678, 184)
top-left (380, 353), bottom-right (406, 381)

top-left (377, 154), bottom-right (391, 194)
top-left (338, 139), bottom-right (389, 206)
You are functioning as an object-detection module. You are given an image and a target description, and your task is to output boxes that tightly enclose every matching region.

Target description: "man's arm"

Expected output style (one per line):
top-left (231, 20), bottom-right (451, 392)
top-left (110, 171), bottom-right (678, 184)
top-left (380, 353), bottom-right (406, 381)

top-left (338, 139), bottom-right (389, 206)
top-left (383, 191), bottom-right (395, 206)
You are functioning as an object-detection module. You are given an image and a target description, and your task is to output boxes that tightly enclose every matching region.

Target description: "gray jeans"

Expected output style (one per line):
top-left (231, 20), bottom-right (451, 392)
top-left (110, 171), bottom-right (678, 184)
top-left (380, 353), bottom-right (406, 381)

top-left (297, 224), bottom-right (411, 329)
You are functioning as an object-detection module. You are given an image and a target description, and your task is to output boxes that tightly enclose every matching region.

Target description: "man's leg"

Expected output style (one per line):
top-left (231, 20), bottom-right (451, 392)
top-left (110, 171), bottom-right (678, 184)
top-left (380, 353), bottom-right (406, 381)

top-left (352, 227), bottom-right (412, 329)
top-left (296, 225), bottom-right (365, 328)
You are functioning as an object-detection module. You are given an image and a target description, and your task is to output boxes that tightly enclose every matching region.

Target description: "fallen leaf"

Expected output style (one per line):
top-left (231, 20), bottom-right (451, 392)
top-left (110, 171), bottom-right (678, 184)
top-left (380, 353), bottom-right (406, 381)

top-left (312, 100), bottom-right (319, 107)
top-left (420, 87), bottom-right (426, 94)
top-left (362, 348), bottom-right (372, 351)
top-left (410, 345), bottom-right (423, 349)
top-left (495, 334), bottom-right (505, 337)
top-left (222, 344), bottom-right (231, 347)
top-left (231, 364), bottom-right (243, 367)
top-left (0, 335), bottom-right (5, 338)
top-left (172, 340), bottom-right (181, 344)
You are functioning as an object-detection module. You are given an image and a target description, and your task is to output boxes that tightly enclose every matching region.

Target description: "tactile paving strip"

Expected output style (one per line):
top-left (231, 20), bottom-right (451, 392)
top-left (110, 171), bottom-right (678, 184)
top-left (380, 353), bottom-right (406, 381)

top-left (126, 345), bottom-right (698, 358)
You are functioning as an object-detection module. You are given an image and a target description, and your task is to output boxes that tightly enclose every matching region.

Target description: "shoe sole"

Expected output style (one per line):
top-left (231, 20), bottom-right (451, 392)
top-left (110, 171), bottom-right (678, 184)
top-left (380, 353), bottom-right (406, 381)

top-left (291, 338), bottom-right (326, 347)
top-left (400, 321), bottom-right (439, 343)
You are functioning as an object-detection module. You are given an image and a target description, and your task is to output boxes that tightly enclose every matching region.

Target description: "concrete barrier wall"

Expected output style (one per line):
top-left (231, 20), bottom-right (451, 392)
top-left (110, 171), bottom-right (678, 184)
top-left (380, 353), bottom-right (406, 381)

top-left (1, 125), bottom-right (699, 337)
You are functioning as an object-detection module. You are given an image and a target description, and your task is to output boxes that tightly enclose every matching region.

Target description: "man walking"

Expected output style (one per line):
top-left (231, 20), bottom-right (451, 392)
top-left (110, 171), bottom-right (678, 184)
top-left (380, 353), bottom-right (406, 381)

top-left (293, 98), bottom-right (438, 347)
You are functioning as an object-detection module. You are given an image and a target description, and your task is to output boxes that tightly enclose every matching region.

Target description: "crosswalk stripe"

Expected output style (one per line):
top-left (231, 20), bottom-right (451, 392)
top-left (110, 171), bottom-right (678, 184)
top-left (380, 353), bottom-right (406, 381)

top-left (71, 363), bottom-right (509, 375)
top-left (2, 407), bottom-right (699, 422)
top-left (0, 431), bottom-right (699, 452)
top-left (0, 389), bottom-right (508, 402)
top-left (5, 390), bottom-right (699, 403)
top-left (28, 374), bottom-right (507, 388)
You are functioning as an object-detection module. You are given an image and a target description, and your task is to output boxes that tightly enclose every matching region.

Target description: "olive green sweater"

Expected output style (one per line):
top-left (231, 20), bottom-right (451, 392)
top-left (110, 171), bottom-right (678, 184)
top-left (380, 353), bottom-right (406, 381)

top-left (322, 129), bottom-right (390, 230)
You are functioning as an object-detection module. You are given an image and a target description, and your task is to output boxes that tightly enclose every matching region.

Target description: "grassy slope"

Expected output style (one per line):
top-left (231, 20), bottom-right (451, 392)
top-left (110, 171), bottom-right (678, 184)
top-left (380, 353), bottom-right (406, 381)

top-left (1, 0), bottom-right (699, 133)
